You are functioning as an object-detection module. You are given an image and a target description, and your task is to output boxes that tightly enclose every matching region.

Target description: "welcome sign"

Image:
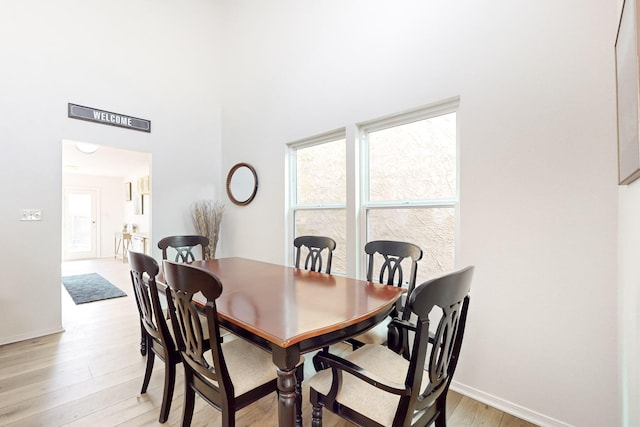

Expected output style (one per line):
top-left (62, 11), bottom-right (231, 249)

top-left (68, 103), bottom-right (151, 132)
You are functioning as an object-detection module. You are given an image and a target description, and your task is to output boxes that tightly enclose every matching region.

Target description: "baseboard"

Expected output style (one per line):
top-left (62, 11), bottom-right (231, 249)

top-left (450, 381), bottom-right (574, 427)
top-left (0, 326), bottom-right (65, 346)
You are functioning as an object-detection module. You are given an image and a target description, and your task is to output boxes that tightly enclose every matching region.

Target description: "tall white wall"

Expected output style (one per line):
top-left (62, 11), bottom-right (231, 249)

top-left (0, 0), bottom-right (223, 344)
top-left (615, 0), bottom-right (640, 423)
top-left (619, 183), bottom-right (640, 427)
top-left (217, 1), bottom-right (619, 426)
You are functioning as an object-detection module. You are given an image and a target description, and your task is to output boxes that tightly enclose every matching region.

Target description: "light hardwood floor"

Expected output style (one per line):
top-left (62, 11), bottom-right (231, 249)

top-left (0, 258), bottom-right (537, 427)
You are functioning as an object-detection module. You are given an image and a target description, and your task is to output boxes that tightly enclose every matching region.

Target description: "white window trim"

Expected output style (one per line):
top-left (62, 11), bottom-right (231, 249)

top-left (357, 97), bottom-right (460, 276)
top-left (285, 128), bottom-right (346, 263)
top-left (285, 96), bottom-right (460, 278)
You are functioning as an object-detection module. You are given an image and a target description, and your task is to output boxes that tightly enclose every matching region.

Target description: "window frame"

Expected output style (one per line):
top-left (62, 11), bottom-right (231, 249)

top-left (286, 97), bottom-right (460, 279)
top-left (286, 129), bottom-right (347, 267)
top-left (358, 98), bottom-right (460, 278)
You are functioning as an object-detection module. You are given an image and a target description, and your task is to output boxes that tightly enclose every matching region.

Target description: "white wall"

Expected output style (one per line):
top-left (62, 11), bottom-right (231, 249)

top-left (617, 2), bottom-right (640, 422)
top-left (615, 0), bottom-right (640, 423)
top-left (0, 0), bottom-right (223, 344)
top-left (217, 1), bottom-right (619, 426)
top-left (619, 183), bottom-right (640, 427)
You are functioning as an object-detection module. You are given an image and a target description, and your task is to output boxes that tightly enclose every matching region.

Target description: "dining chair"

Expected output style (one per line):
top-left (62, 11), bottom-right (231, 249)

top-left (158, 235), bottom-right (209, 262)
top-left (309, 266), bottom-right (474, 427)
top-left (162, 260), bottom-right (305, 427)
top-left (347, 240), bottom-right (423, 350)
top-left (128, 250), bottom-right (180, 423)
top-left (293, 235), bottom-right (337, 370)
top-left (294, 235), bottom-right (337, 274)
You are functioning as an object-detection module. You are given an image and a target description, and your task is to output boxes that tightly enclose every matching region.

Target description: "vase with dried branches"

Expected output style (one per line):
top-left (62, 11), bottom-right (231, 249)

top-left (191, 200), bottom-right (224, 259)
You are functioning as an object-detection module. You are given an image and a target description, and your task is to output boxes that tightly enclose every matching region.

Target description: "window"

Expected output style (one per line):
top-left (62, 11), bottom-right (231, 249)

top-left (361, 102), bottom-right (457, 284)
top-left (288, 98), bottom-right (458, 283)
top-left (289, 130), bottom-right (347, 273)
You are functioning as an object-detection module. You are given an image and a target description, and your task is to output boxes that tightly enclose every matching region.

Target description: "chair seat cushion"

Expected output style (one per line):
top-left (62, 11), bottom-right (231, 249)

top-left (309, 344), bottom-right (427, 426)
top-left (206, 337), bottom-right (303, 397)
top-left (351, 317), bottom-right (391, 345)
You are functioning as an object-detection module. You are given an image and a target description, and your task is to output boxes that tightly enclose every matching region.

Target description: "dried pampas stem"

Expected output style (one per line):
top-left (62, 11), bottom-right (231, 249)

top-left (191, 200), bottom-right (224, 259)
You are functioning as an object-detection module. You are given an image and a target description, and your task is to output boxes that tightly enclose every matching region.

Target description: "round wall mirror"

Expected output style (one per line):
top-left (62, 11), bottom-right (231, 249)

top-left (226, 162), bottom-right (258, 206)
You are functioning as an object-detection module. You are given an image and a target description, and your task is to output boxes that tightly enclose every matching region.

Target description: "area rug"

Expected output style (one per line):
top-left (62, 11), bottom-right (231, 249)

top-left (62, 273), bottom-right (127, 304)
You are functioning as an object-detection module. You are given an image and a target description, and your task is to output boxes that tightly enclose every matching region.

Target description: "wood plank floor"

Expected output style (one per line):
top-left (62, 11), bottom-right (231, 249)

top-left (0, 258), bottom-right (537, 427)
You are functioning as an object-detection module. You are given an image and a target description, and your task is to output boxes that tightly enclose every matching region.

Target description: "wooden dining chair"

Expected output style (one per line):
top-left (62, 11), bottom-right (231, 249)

top-left (162, 260), bottom-right (305, 427)
top-left (294, 235), bottom-right (337, 274)
top-left (128, 251), bottom-right (180, 423)
top-left (293, 235), bottom-right (337, 371)
top-left (309, 266), bottom-right (474, 427)
top-left (158, 235), bottom-right (209, 262)
top-left (347, 240), bottom-right (423, 350)
top-left (158, 235), bottom-right (231, 347)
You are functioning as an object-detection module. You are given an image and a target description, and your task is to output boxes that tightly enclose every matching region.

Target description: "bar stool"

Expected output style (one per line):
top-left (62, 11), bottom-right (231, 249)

top-left (115, 231), bottom-right (132, 263)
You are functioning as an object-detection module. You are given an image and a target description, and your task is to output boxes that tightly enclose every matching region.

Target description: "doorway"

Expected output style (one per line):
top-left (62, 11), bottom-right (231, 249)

top-left (61, 139), bottom-right (152, 261)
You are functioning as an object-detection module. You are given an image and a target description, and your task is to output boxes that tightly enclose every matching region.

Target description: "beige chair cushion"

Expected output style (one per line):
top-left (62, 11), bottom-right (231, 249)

top-left (351, 317), bottom-right (391, 345)
top-left (351, 303), bottom-right (410, 345)
top-left (204, 336), bottom-right (303, 397)
top-left (308, 344), bottom-right (428, 426)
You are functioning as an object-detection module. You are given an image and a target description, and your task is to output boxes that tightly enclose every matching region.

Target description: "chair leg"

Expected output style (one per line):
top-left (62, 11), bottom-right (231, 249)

top-left (435, 411), bottom-right (446, 427)
top-left (311, 404), bottom-right (323, 427)
top-left (158, 359), bottom-right (176, 423)
top-left (182, 372), bottom-right (196, 427)
top-left (141, 348), bottom-right (155, 393)
top-left (295, 364), bottom-right (304, 426)
top-left (221, 406), bottom-right (234, 427)
top-left (434, 395), bottom-right (448, 427)
top-left (140, 322), bottom-right (147, 356)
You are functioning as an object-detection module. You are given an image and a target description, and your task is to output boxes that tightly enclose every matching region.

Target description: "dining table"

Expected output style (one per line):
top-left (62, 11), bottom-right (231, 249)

top-left (160, 256), bottom-right (405, 427)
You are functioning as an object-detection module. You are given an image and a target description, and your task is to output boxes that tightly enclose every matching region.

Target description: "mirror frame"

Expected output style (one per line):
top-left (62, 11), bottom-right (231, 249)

top-left (226, 162), bottom-right (258, 206)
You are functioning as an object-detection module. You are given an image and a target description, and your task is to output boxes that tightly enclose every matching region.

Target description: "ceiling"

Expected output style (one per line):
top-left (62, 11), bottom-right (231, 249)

top-left (62, 139), bottom-right (150, 178)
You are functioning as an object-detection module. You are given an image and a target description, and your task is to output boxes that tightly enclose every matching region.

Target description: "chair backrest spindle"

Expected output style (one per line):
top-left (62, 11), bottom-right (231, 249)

top-left (158, 235), bottom-right (209, 262)
top-left (347, 240), bottom-right (423, 350)
top-left (294, 235), bottom-right (337, 274)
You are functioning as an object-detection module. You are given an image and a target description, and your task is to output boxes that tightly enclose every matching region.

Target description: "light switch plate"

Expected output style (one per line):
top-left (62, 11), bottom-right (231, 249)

top-left (21, 209), bottom-right (42, 221)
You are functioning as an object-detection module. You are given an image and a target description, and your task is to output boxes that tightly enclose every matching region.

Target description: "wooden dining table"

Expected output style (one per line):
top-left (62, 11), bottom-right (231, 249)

top-left (160, 257), bottom-right (404, 427)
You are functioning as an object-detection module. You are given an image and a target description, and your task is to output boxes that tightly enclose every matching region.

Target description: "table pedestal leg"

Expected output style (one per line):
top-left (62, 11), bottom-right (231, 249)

top-left (277, 367), bottom-right (297, 427)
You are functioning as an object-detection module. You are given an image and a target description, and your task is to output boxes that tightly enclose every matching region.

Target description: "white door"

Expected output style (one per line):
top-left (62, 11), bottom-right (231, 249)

top-left (63, 188), bottom-right (98, 260)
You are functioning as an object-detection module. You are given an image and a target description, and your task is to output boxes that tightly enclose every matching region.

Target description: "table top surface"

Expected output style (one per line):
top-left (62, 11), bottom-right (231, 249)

top-left (180, 257), bottom-right (405, 348)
